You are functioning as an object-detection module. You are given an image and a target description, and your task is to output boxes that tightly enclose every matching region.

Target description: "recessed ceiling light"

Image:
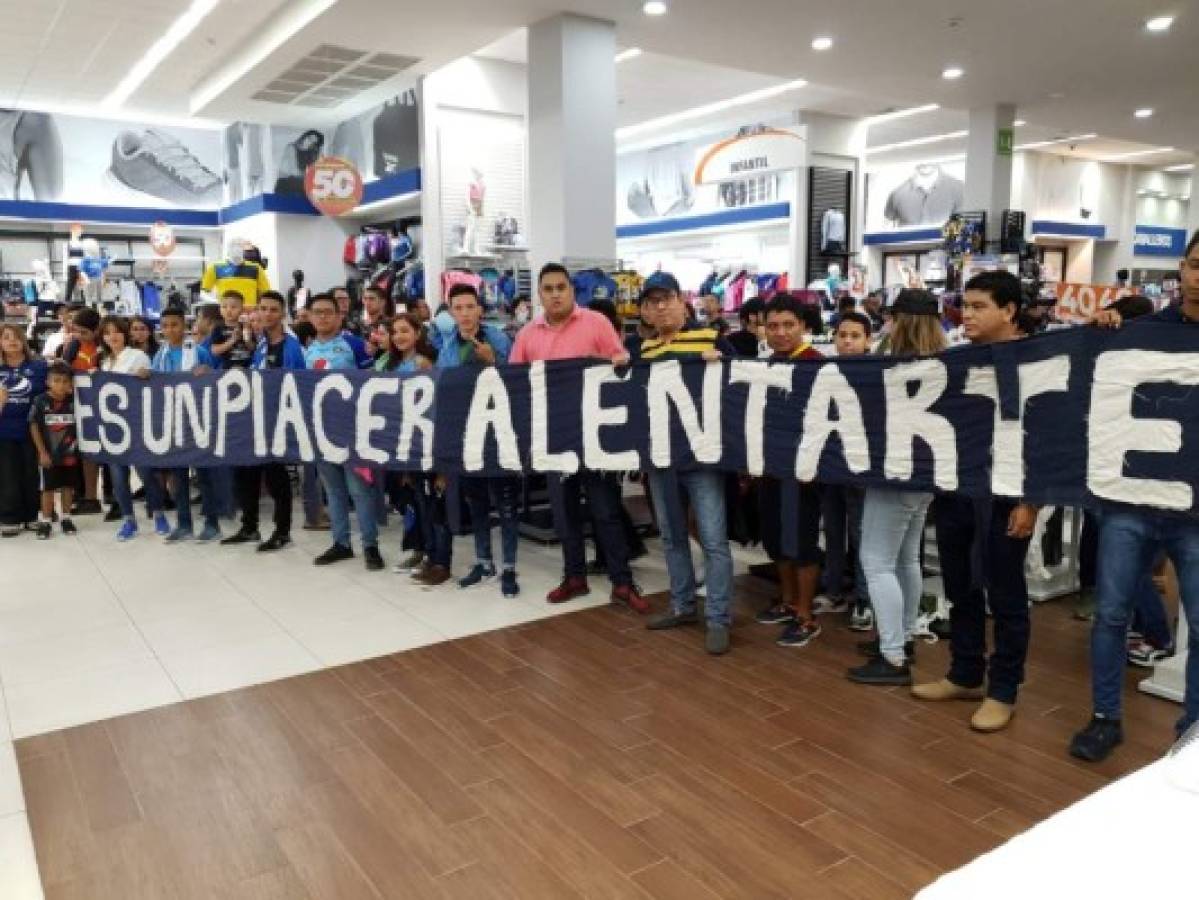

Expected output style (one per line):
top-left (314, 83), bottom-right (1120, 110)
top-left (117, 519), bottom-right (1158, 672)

top-left (1145, 15), bottom-right (1174, 32)
top-left (866, 130), bottom-right (969, 154)
top-left (1014, 119), bottom-right (1026, 127)
top-left (941, 66), bottom-right (964, 80)
top-left (642, 1), bottom-right (668, 15)
top-left (614, 47), bottom-right (642, 63)
top-left (1014, 133), bottom-right (1097, 151)
top-left (1165, 163), bottom-right (1195, 171)
top-left (1135, 107), bottom-right (1155, 118)
top-left (811, 36), bottom-right (833, 51)
top-left (1108, 146), bottom-right (1174, 160)
top-left (1048, 91), bottom-right (1066, 100)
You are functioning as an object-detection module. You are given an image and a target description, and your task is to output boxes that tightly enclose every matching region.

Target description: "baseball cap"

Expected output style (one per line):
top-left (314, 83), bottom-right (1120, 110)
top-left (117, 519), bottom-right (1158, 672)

top-left (891, 288), bottom-right (940, 317)
top-left (639, 271), bottom-right (681, 302)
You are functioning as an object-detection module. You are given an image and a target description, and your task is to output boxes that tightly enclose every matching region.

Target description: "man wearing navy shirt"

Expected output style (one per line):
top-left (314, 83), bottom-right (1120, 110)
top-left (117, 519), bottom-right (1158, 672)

top-left (1071, 230), bottom-right (1199, 762)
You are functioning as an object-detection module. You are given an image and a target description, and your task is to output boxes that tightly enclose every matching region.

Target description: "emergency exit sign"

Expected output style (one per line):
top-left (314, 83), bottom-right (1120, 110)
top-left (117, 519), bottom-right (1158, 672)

top-left (996, 128), bottom-right (1014, 156)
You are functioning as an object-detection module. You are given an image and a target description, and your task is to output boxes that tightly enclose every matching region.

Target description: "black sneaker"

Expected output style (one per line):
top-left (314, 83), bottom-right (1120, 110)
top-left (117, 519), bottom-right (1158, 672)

top-left (857, 638), bottom-right (915, 662)
top-left (847, 656), bottom-right (912, 685)
top-left (364, 546), bottom-right (385, 571)
top-left (755, 603), bottom-right (796, 625)
top-left (221, 528), bottom-right (261, 546)
top-left (34, 522), bottom-right (52, 540)
top-left (73, 499), bottom-right (102, 516)
top-left (459, 562), bottom-right (498, 588)
top-left (647, 610), bottom-right (700, 630)
top-left (104, 504), bottom-right (123, 522)
top-left (500, 569), bottom-right (520, 598)
top-left (314, 544), bottom-right (354, 566)
top-left (257, 533), bottom-right (291, 552)
top-left (60, 518), bottom-right (78, 536)
top-left (777, 618), bottom-right (822, 648)
top-left (1069, 716), bottom-right (1124, 762)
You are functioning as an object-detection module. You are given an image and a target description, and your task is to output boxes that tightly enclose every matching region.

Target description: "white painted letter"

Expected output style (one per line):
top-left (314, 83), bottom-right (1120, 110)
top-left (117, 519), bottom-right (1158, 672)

top-left (883, 359), bottom-right (958, 490)
top-left (729, 360), bottom-right (795, 476)
top-left (647, 360), bottom-right (723, 468)
top-left (271, 373), bottom-right (314, 462)
top-left (215, 369), bottom-right (250, 457)
top-left (796, 363), bottom-right (870, 481)
top-left (529, 362), bottom-right (580, 473)
top-left (312, 375), bottom-right (352, 465)
top-left (397, 375), bottom-right (435, 470)
top-left (463, 368), bottom-right (521, 473)
top-left (583, 366), bottom-right (639, 471)
top-left (98, 383), bottom-right (131, 455)
top-left (355, 376), bottom-right (398, 465)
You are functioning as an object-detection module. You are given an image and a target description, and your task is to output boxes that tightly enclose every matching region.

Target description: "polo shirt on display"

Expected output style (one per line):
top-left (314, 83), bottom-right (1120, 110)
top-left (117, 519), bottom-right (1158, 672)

top-left (638, 324), bottom-right (734, 362)
top-left (508, 305), bottom-right (625, 363)
top-left (200, 260), bottom-right (271, 307)
top-left (883, 172), bottom-right (964, 227)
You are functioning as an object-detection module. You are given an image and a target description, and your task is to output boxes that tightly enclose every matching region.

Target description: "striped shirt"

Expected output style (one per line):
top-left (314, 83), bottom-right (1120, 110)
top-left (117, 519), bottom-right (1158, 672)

top-left (638, 324), bottom-right (734, 362)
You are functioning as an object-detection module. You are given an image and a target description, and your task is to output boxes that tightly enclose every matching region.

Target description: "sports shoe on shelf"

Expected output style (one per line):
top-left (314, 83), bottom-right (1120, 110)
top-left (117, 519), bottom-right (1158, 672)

top-left (60, 518), bottom-right (77, 535)
top-left (500, 570), bottom-right (520, 598)
top-left (813, 594), bottom-right (849, 616)
top-left (153, 512), bottom-right (171, 536)
top-left (546, 577), bottom-right (590, 604)
top-left (364, 547), bottom-right (385, 572)
top-left (459, 563), bottom-right (498, 589)
top-left (393, 551), bottom-right (425, 574)
top-left (848, 601), bottom-right (875, 632)
top-left (1127, 640), bottom-right (1174, 668)
top-left (776, 618), bottom-right (822, 648)
top-left (116, 520), bottom-right (138, 542)
top-left (314, 544), bottom-right (354, 566)
top-left (1069, 715), bottom-right (1124, 762)
top-left (34, 522), bottom-right (52, 540)
top-left (109, 129), bottom-right (223, 205)
top-left (610, 583), bottom-right (650, 614)
top-left (755, 603), bottom-right (796, 625)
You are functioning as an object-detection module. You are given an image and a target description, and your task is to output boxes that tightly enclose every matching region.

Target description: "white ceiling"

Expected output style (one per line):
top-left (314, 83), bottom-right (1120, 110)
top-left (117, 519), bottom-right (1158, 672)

top-left (0, 0), bottom-right (1195, 175)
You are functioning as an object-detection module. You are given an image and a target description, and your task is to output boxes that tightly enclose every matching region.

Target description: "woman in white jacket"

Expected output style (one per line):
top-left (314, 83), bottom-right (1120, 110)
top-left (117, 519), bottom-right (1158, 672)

top-left (98, 316), bottom-right (168, 541)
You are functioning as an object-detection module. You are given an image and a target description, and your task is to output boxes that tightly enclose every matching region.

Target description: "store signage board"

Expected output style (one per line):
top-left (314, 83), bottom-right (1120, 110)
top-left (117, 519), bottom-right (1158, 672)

top-left (693, 127), bottom-right (806, 185)
top-left (1133, 225), bottom-right (1187, 258)
top-left (304, 156), bottom-right (364, 216)
top-left (996, 127), bottom-right (1014, 157)
top-left (1054, 281), bottom-right (1128, 323)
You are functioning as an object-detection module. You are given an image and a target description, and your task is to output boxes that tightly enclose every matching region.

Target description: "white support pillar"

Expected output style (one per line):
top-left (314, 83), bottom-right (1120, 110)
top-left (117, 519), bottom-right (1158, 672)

top-left (964, 104), bottom-right (1016, 243)
top-left (527, 14), bottom-right (617, 276)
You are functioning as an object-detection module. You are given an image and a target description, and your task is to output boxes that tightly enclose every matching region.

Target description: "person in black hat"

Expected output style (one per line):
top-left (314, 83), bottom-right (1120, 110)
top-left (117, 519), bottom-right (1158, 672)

top-left (911, 271), bottom-right (1038, 733)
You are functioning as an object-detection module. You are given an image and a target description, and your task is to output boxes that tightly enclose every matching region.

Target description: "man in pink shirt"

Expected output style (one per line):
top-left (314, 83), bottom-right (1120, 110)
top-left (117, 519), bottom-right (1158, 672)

top-left (510, 263), bottom-right (649, 614)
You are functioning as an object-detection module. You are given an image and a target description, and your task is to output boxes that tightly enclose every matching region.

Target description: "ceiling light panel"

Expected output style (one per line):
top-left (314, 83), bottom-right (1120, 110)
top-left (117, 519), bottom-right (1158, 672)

top-left (256, 46), bottom-right (420, 109)
top-left (1145, 15), bottom-right (1174, 31)
top-left (866, 130), bottom-right (969, 154)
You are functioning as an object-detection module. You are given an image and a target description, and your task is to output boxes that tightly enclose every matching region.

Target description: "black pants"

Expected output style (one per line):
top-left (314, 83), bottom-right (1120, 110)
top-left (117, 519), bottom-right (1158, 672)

top-left (234, 464), bottom-right (292, 535)
top-left (548, 472), bottom-right (633, 587)
top-left (935, 494), bottom-right (1032, 704)
top-left (0, 438), bottom-right (39, 526)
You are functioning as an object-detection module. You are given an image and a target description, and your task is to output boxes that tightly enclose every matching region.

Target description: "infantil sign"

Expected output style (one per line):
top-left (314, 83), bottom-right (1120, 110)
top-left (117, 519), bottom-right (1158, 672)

top-left (694, 126), bottom-right (806, 185)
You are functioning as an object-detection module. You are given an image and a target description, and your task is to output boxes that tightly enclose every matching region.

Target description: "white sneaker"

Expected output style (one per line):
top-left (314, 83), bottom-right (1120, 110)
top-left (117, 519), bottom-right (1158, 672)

top-left (813, 594), bottom-right (849, 616)
top-left (849, 601), bottom-right (875, 632)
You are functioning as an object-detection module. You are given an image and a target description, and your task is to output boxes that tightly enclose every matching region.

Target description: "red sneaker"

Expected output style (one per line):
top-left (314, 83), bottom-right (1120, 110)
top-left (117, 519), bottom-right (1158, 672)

top-left (611, 583), bottom-right (650, 615)
top-left (546, 577), bottom-right (590, 604)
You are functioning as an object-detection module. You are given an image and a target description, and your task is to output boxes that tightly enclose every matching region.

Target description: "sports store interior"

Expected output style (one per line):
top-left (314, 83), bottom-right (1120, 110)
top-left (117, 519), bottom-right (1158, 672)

top-left (0, 0), bottom-right (1197, 897)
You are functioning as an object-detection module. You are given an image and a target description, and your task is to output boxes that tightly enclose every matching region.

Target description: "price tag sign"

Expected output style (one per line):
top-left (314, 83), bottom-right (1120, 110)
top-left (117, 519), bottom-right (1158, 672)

top-left (304, 156), bottom-right (364, 216)
top-left (149, 220), bottom-right (176, 256)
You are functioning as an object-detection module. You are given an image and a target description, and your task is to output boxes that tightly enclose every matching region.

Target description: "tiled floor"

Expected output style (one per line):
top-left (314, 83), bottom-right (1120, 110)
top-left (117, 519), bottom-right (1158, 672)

top-left (0, 505), bottom-right (685, 900)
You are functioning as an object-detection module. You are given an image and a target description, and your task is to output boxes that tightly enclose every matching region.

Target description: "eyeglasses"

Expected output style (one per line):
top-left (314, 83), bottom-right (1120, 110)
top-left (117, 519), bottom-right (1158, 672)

top-left (310, 308), bottom-right (337, 317)
top-left (642, 294), bottom-right (678, 308)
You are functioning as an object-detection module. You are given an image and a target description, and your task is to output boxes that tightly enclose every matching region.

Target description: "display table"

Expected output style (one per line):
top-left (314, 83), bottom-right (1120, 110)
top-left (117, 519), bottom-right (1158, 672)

top-left (1140, 606), bottom-right (1189, 704)
top-left (917, 755), bottom-right (1195, 898)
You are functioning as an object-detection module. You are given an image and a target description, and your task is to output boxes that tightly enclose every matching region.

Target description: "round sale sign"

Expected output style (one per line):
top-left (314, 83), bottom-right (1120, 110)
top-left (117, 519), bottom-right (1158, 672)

top-left (149, 220), bottom-right (176, 256)
top-left (304, 156), bottom-right (364, 216)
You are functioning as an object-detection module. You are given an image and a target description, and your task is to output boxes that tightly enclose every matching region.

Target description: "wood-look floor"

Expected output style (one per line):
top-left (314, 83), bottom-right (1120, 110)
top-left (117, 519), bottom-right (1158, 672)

top-left (17, 578), bottom-right (1176, 900)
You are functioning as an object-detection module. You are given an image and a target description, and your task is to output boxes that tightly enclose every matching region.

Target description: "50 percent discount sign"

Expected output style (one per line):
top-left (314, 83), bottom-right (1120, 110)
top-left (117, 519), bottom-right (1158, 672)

top-left (304, 156), bottom-right (364, 216)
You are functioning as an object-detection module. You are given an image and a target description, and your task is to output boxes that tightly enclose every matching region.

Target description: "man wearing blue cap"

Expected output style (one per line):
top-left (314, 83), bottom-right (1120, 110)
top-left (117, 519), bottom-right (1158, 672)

top-left (638, 272), bottom-right (738, 654)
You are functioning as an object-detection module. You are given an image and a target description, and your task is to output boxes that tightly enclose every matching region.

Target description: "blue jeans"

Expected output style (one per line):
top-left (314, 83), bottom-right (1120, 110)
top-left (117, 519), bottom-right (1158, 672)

top-left (111, 464), bottom-right (164, 520)
top-left (823, 486), bottom-right (868, 602)
top-left (318, 462), bottom-right (379, 550)
top-left (463, 476), bottom-right (520, 570)
top-left (647, 469), bottom-right (733, 626)
top-left (1092, 510), bottom-right (1199, 734)
top-left (169, 468), bottom-right (220, 533)
top-left (861, 489), bottom-right (931, 663)
top-left (301, 464), bottom-right (324, 525)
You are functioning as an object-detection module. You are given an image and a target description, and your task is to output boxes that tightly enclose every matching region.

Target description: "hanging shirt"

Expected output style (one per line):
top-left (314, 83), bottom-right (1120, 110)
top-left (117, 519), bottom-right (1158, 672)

top-left (200, 260), bottom-right (270, 307)
top-left (821, 209), bottom-right (846, 249)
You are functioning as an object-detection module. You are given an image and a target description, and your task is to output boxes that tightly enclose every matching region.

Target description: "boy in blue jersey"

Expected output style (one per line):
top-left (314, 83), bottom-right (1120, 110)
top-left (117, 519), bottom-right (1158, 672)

top-left (152, 306), bottom-right (223, 544)
top-left (222, 291), bottom-right (304, 553)
top-left (305, 293), bottom-right (384, 571)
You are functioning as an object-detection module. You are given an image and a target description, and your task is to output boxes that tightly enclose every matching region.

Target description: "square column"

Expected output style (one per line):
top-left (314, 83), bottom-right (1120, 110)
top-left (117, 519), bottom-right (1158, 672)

top-left (964, 104), bottom-right (1016, 242)
top-left (528, 15), bottom-right (617, 272)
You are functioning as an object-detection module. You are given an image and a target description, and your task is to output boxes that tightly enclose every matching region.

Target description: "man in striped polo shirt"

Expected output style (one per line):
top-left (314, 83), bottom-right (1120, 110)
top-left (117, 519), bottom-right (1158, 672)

top-left (638, 272), bottom-right (738, 655)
